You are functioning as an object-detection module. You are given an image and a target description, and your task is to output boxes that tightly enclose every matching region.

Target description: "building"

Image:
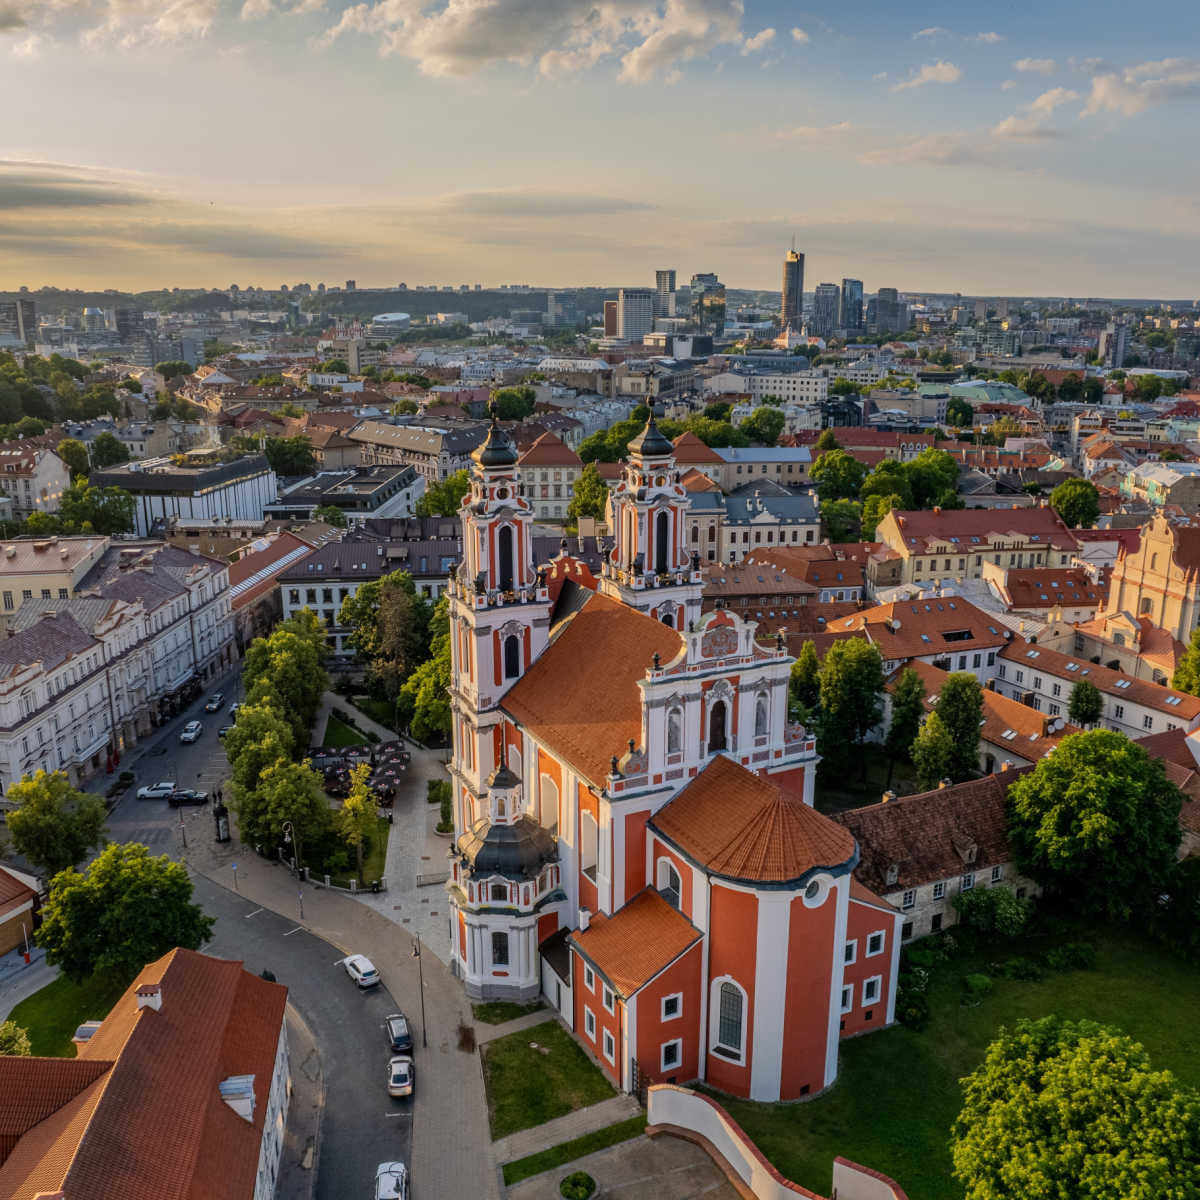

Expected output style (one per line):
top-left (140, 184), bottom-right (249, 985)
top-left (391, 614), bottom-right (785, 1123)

top-left (0, 447), bottom-right (70, 519)
top-left (873, 288), bottom-right (905, 335)
top-left (810, 284), bottom-right (840, 338)
top-left (264, 465), bottom-right (423, 526)
top-left (443, 411), bottom-right (902, 1103)
top-left (713, 485), bottom-right (820, 563)
top-left (0, 948), bottom-right (289, 1200)
top-left (307, 427), bottom-right (361, 469)
top-left (603, 301), bottom-right (618, 337)
top-left (347, 421), bottom-right (484, 482)
top-left (655, 270), bottom-right (677, 318)
top-left (1099, 322), bottom-right (1129, 368)
top-left (690, 273), bottom-right (726, 336)
top-left (228, 530), bottom-right (316, 652)
top-left (781, 248), bottom-right (804, 330)
top-left (617, 288), bottom-right (654, 342)
top-left (0, 299), bottom-right (36, 348)
top-left (0, 535), bottom-right (111, 626)
top-left (0, 864), bottom-right (37, 956)
top-left (840, 279), bottom-right (864, 332)
top-left (981, 563), bottom-right (1108, 624)
top-left (710, 445), bottom-right (813, 491)
top-left (517, 433), bottom-right (583, 523)
top-left (704, 368), bottom-right (828, 406)
top-left (1104, 514), bottom-right (1200, 643)
top-left (90, 456), bottom-right (278, 538)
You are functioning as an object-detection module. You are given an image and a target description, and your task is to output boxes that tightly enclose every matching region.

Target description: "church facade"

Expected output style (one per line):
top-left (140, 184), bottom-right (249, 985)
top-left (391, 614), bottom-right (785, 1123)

top-left (444, 412), bottom-right (901, 1103)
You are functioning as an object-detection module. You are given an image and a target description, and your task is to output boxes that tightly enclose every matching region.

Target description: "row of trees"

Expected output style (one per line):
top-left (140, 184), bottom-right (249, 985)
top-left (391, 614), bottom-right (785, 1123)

top-left (578, 403), bottom-right (784, 463)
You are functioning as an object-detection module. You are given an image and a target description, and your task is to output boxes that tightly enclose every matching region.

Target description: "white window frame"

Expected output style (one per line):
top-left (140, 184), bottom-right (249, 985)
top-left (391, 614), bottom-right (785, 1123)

top-left (932, 881), bottom-right (946, 901)
top-left (844, 939), bottom-right (857, 965)
top-left (862, 975), bottom-right (882, 1006)
top-left (584, 1007), bottom-right (596, 1039)
top-left (962, 872), bottom-right (975, 892)
top-left (991, 865), bottom-right (1004, 883)
top-left (602, 985), bottom-right (615, 1015)
top-left (901, 889), bottom-right (916, 910)
top-left (602, 1028), bottom-right (616, 1065)
top-left (661, 992), bottom-right (682, 1022)
top-left (583, 964), bottom-right (595, 992)
top-left (840, 984), bottom-right (853, 1014)
top-left (660, 1038), bottom-right (682, 1072)
top-left (709, 976), bottom-right (748, 1065)
top-left (866, 930), bottom-right (886, 957)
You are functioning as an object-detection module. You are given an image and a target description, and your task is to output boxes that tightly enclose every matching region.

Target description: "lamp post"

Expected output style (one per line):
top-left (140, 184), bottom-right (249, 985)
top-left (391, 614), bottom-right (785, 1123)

top-left (178, 811), bottom-right (188, 850)
top-left (412, 936), bottom-right (427, 1049)
top-left (281, 820), bottom-right (301, 876)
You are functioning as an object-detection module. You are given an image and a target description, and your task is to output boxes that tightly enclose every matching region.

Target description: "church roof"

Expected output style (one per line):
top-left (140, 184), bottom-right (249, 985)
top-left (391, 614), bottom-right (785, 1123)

top-left (457, 814), bottom-right (557, 880)
top-left (627, 414), bottom-right (674, 459)
top-left (649, 756), bottom-right (856, 887)
top-left (501, 591), bottom-right (682, 787)
top-left (472, 408), bottom-right (519, 468)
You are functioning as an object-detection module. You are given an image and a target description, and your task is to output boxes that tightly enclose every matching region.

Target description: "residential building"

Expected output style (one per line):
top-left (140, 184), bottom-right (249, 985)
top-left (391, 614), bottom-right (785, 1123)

top-left (263, 465), bottom-right (423, 526)
top-left (617, 288), bottom-right (654, 342)
top-left (840, 279), bottom-right (864, 332)
top-left (981, 563), bottom-right (1109, 624)
top-left (0, 948), bottom-right (289, 1200)
top-left (1043, 611), bottom-right (1185, 687)
top-left (516, 433), bottom-right (583, 522)
top-left (704, 368), bottom-right (828, 405)
top-left (715, 484), bottom-right (820, 563)
top-left (713, 446), bottom-right (813, 491)
top-left (0, 864), bottom-right (37, 956)
top-left (90, 456), bottom-right (278, 538)
top-left (0, 447), bottom-right (69, 519)
top-left (307, 427), bottom-right (362, 469)
top-left (1120, 462), bottom-right (1200, 510)
top-left (743, 545), bottom-right (867, 602)
top-left (347, 420), bottom-right (485, 482)
top-left (654, 269), bottom-right (677, 318)
top-left (810, 284), bottom-right (840, 338)
top-left (1098, 322), bottom-right (1129, 368)
top-left (781, 248), bottom-right (804, 330)
top-left (0, 535), bottom-right (111, 627)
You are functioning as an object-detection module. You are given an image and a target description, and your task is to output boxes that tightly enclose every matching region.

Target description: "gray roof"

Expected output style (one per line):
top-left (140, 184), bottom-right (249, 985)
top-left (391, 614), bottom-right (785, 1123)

top-left (11, 596), bottom-right (124, 635)
top-left (0, 611), bottom-right (98, 676)
top-left (279, 537), bottom-right (461, 583)
top-left (75, 543), bottom-right (227, 611)
top-left (723, 490), bottom-right (819, 526)
top-left (91, 455), bottom-right (273, 495)
top-left (717, 447), bottom-right (813, 464)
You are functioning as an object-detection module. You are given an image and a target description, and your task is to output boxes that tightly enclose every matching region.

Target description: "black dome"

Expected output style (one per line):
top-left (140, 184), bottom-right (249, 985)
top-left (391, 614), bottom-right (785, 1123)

top-left (458, 815), bottom-right (557, 880)
top-left (487, 763), bottom-right (521, 789)
top-left (472, 405), bottom-right (519, 468)
top-left (627, 414), bottom-right (673, 458)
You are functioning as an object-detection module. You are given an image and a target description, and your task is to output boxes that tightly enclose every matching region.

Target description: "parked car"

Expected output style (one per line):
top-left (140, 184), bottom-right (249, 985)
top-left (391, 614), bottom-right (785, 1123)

top-left (218, 725), bottom-right (233, 739)
top-left (229, 702), bottom-right (242, 718)
top-left (204, 692), bottom-right (224, 712)
top-left (374, 1162), bottom-right (409, 1200)
top-left (384, 1013), bottom-right (413, 1053)
top-left (169, 788), bottom-right (209, 807)
top-left (387, 1056), bottom-right (414, 1098)
top-left (179, 720), bottom-right (203, 744)
top-left (136, 781), bottom-right (177, 800)
top-left (343, 954), bottom-right (381, 989)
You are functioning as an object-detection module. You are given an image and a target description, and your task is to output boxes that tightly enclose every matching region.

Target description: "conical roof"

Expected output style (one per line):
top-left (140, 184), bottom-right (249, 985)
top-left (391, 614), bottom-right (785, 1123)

top-left (472, 403), bottom-right (518, 468)
top-left (627, 412), bottom-right (673, 459)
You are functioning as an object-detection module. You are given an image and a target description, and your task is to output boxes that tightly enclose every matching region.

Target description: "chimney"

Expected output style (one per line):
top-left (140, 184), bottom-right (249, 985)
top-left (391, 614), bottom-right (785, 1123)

top-left (135, 983), bottom-right (162, 1012)
top-left (881, 789), bottom-right (896, 804)
top-left (578, 908), bottom-right (591, 932)
top-left (938, 777), bottom-right (952, 789)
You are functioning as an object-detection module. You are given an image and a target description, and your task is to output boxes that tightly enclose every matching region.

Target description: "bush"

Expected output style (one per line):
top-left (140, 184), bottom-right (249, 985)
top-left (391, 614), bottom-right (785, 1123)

top-left (904, 944), bottom-right (947, 971)
top-left (963, 973), bottom-right (993, 1000)
top-left (896, 966), bottom-right (931, 1030)
top-left (366, 730), bottom-right (380, 744)
top-left (427, 779), bottom-right (451, 806)
top-left (955, 886), bottom-right (1032, 938)
top-left (438, 789), bottom-right (453, 833)
top-left (999, 956), bottom-right (1044, 981)
top-left (1044, 941), bottom-right (1097, 971)
top-left (560, 1171), bottom-right (596, 1200)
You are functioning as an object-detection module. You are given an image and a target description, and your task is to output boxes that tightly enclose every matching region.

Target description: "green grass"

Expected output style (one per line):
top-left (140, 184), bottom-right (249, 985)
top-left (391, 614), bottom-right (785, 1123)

top-left (502, 1115), bottom-right (647, 1185)
top-left (713, 921), bottom-right (1200, 1200)
top-left (352, 696), bottom-right (396, 730)
top-left (321, 816), bottom-right (390, 888)
top-left (8, 972), bottom-right (131, 1057)
top-left (322, 715), bottom-right (367, 747)
top-left (482, 1019), bottom-right (616, 1139)
top-left (473, 1000), bottom-right (544, 1025)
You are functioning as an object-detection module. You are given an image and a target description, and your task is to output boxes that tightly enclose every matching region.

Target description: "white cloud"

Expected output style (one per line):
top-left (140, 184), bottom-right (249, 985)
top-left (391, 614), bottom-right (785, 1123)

top-left (1030, 86), bottom-right (1078, 115)
top-left (1082, 57), bottom-right (1200, 116)
top-left (971, 31), bottom-right (1003, 43)
top-left (913, 26), bottom-right (947, 39)
top-left (1000, 78), bottom-right (1016, 90)
top-left (774, 120), bottom-right (852, 141)
top-left (892, 60), bottom-right (961, 91)
top-left (858, 133), bottom-right (978, 167)
top-left (790, 26), bottom-right (808, 43)
top-left (872, 70), bottom-right (887, 82)
top-left (741, 26), bottom-right (774, 54)
top-left (1014, 56), bottom-right (1056, 75)
top-left (991, 114), bottom-right (1061, 140)
top-left (240, 0), bottom-right (272, 16)
top-left (9, 30), bottom-right (40, 53)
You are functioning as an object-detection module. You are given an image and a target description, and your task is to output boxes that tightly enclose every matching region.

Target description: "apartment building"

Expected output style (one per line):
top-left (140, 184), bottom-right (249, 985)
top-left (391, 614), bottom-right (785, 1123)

top-left (703, 368), bottom-right (828, 404)
top-left (0, 535), bottom-right (111, 627)
top-left (516, 432), bottom-right (583, 522)
top-left (0, 447), bottom-right (70, 518)
top-left (347, 420), bottom-right (484, 481)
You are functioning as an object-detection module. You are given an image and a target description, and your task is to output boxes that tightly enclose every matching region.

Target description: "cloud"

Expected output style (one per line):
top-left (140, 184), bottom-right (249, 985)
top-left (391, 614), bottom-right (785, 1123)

top-left (9, 30), bottom-right (40, 52)
top-left (913, 26), bottom-right (947, 38)
top-left (774, 120), bottom-right (852, 141)
top-left (872, 70), bottom-right (887, 82)
top-left (892, 60), bottom-right (961, 91)
top-left (991, 87), bottom-right (1079, 140)
top-left (857, 133), bottom-right (979, 167)
top-left (1029, 86), bottom-right (1078, 115)
top-left (240, 0), bottom-right (272, 17)
top-left (1014, 56), bottom-right (1056, 75)
top-left (971, 31), bottom-right (1003, 43)
top-left (0, 162), bottom-right (152, 209)
top-left (135, 222), bottom-right (343, 259)
top-left (1000, 78), bottom-right (1016, 90)
top-left (1082, 57), bottom-right (1200, 116)
top-left (443, 190), bottom-right (657, 217)
top-left (741, 26), bottom-right (773, 54)
top-left (790, 26), bottom-right (808, 42)
top-left (0, 3), bottom-right (29, 31)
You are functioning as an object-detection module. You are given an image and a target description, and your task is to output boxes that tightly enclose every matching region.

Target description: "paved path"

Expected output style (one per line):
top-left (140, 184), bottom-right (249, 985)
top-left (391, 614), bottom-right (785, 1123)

top-left (493, 1095), bottom-right (643, 1165)
top-left (475, 1008), bottom-right (556, 1045)
top-left (0, 949), bottom-right (54, 1022)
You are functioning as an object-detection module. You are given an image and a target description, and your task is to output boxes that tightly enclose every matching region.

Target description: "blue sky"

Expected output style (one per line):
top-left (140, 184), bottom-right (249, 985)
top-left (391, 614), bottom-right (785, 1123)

top-left (2, 0), bottom-right (1199, 295)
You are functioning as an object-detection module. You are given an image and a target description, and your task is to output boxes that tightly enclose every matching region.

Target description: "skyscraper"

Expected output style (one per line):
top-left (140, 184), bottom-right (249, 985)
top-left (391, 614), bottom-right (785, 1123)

top-left (811, 284), bottom-right (840, 338)
top-left (1099, 322), bottom-right (1129, 368)
top-left (690, 274), bottom-right (726, 336)
top-left (0, 299), bottom-right (36, 348)
top-left (781, 247), bottom-right (804, 329)
top-left (874, 288), bottom-right (904, 335)
top-left (617, 288), bottom-right (654, 341)
top-left (655, 269), bottom-right (677, 318)
top-left (840, 279), bottom-right (864, 331)
top-left (603, 300), bottom-right (618, 337)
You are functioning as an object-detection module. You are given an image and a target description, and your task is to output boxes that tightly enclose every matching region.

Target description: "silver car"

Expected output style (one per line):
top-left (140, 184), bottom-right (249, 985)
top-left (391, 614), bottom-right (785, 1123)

top-left (375, 1162), bottom-right (409, 1200)
top-left (387, 1056), bottom-right (414, 1098)
top-left (179, 720), bottom-right (203, 744)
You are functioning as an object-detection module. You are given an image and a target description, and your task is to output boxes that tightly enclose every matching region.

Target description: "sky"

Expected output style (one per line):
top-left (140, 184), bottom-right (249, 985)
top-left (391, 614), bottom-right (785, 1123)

top-left (2, 0), bottom-right (1200, 296)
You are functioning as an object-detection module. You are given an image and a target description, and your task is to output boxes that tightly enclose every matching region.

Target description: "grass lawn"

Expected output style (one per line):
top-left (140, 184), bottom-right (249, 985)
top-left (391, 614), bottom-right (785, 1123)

top-left (322, 715), bottom-right (367, 747)
top-left (352, 696), bottom-right (396, 730)
top-left (8, 972), bottom-right (131, 1057)
top-left (473, 1000), bottom-right (544, 1025)
top-left (321, 815), bottom-right (390, 887)
top-left (815, 746), bottom-right (920, 814)
top-left (502, 1115), bottom-right (647, 1185)
top-left (715, 921), bottom-right (1200, 1200)
top-left (482, 1019), bottom-right (616, 1139)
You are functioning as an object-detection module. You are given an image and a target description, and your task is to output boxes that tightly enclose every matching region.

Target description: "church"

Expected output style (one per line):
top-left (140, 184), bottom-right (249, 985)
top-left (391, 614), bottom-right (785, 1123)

top-left (444, 409), bottom-right (901, 1103)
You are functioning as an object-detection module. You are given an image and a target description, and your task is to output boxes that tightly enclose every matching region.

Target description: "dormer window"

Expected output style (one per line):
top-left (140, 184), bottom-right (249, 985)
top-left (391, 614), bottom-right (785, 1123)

top-left (885, 863), bottom-right (899, 886)
top-left (490, 883), bottom-right (508, 902)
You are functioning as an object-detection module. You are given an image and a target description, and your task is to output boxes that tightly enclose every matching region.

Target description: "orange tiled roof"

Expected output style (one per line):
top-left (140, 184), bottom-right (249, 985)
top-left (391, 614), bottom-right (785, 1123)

top-left (517, 431), bottom-right (582, 467)
top-left (886, 506), bottom-right (1078, 553)
top-left (570, 888), bottom-right (702, 998)
top-left (849, 878), bottom-right (901, 914)
top-left (681, 467), bottom-right (720, 492)
top-left (671, 431), bottom-right (724, 464)
top-left (824, 597), bottom-right (1009, 662)
top-left (0, 1059), bottom-right (111, 1167)
top-left (650, 755), bottom-right (856, 885)
top-left (0, 865), bottom-right (36, 921)
top-left (502, 591), bottom-right (682, 786)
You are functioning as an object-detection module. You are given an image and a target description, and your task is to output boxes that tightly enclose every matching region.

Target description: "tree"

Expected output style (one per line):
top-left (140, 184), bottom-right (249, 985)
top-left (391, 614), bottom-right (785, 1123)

top-left (1006, 730), bottom-right (1182, 918)
top-left (814, 429), bottom-right (840, 453)
top-left (337, 763), bottom-right (378, 882)
top-left (57, 481), bottom-right (135, 535)
top-left (339, 570), bottom-right (432, 698)
top-left (262, 435), bottom-right (316, 476)
top-left (860, 460), bottom-right (914, 509)
top-left (492, 385), bottom-right (536, 421)
top-left (703, 401), bottom-right (732, 422)
top-left (951, 1016), bottom-right (1200, 1200)
top-left (36, 843), bottom-right (214, 984)
top-left (912, 710), bottom-right (955, 790)
top-left (0, 1020), bottom-right (32, 1055)
top-left (810, 449), bottom-right (867, 500)
top-left (254, 759), bottom-right (330, 872)
top-left (56, 438), bottom-right (90, 479)
top-left (313, 504), bottom-right (347, 527)
top-left (741, 405), bottom-right (785, 446)
top-left (829, 378), bottom-right (856, 396)
top-left (817, 638), bottom-right (884, 778)
top-left (954, 885), bottom-right (1030, 938)
top-left (90, 431), bottom-right (130, 468)
top-left (820, 498), bottom-right (862, 542)
top-left (1067, 677), bottom-right (1104, 725)
top-left (397, 596), bottom-right (451, 743)
top-left (415, 469), bottom-right (470, 517)
top-left (224, 699), bottom-right (296, 824)
top-left (242, 626), bottom-right (328, 744)
top-left (885, 668), bottom-right (925, 778)
top-left (945, 396), bottom-right (974, 427)
top-left (1050, 478), bottom-right (1099, 529)
top-left (154, 360), bottom-right (193, 380)
top-left (5, 770), bottom-right (106, 879)
top-left (861, 492), bottom-right (903, 540)
top-left (905, 448), bottom-right (959, 508)
top-left (567, 462), bottom-right (609, 523)
top-left (936, 672), bottom-right (984, 781)
top-left (789, 640), bottom-right (821, 720)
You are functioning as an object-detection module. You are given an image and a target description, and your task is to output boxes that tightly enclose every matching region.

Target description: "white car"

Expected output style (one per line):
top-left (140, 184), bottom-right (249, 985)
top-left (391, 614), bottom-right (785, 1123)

top-left (179, 720), bottom-right (203, 744)
top-left (375, 1162), bottom-right (409, 1200)
top-left (343, 954), bottom-right (381, 989)
top-left (387, 1056), bottom-right (414, 1098)
top-left (136, 781), bottom-right (177, 800)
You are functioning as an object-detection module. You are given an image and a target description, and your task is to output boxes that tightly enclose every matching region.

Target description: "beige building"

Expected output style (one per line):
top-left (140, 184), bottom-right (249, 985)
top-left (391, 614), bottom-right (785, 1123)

top-left (0, 447), bottom-right (70, 518)
top-left (517, 432), bottom-right (583, 523)
top-left (0, 535), bottom-right (111, 627)
top-left (1105, 515), bottom-right (1200, 642)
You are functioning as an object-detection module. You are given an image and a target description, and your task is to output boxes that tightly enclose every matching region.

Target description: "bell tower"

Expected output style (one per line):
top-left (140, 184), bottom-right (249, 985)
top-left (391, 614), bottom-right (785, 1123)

top-left (598, 408), bottom-right (703, 630)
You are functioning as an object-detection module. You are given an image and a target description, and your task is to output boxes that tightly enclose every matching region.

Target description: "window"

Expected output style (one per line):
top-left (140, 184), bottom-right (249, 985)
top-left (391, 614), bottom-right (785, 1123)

top-left (931, 913), bottom-right (943, 932)
top-left (602, 985), bottom-right (615, 1014)
top-left (844, 939), bottom-right (857, 965)
top-left (962, 872), bottom-right (975, 892)
top-left (584, 1007), bottom-right (596, 1038)
top-left (491, 931), bottom-right (509, 966)
top-left (490, 883), bottom-right (508, 902)
top-left (602, 1029), bottom-right (616, 1064)
top-left (712, 980), bottom-right (746, 1061)
top-left (1052, 682), bottom-right (1062, 697)
top-left (1015, 669), bottom-right (1024, 684)
top-left (901, 889), bottom-right (916, 909)
top-left (754, 693), bottom-right (769, 736)
top-left (987, 651), bottom-right (995, 667)
top-left (657, 858), bottom-right (682, 910)
top-left (662, 993), bottom-right (681, 1021)
top-left (504, 634), bottom-right (521, 679)
top-left (584, 965), bottom-right (595, 991)
top-left (661, 1039), bottom-right (682, 1071)
top-left (902, 920), bottom-right (913, 940)
top-left (866, 931), bottom-right (885, 957)
top-left (862, 976), bottom-right (881, 1005)
top-left (1114, 704), bottom-right (1124, 720)
top-left (932, 881), bottom-right (946, 901)
top-left (998, 664), bottom-right (1006, 679)
top-left (991, 865), bottom-right (1004, 883)
top-left (1049, 702), bottom-right (1060, 716)
top-left (666, 708), bottom-right (682, 754)
top-left (840, 985), bottom-right (853, 1014)
top-left (707, 699), bottom-right (728, 752)
top-left (1143, 714), bottom-right (1153, 730)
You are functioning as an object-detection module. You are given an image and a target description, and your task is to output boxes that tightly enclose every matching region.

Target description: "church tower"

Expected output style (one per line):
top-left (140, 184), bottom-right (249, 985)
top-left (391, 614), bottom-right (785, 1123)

top-left (446, 407), bottom-right (550, 834)
top-left (598, 409), bottom-right (703, 630)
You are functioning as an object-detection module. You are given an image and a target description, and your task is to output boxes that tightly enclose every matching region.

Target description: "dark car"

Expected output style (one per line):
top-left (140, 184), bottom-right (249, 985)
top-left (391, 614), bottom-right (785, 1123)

top-left (169, 788), bottom-right (209, 807)
top-left (385, 1012), bottom-right (413, 1053)
top-left (218, 725), bottom-right (234, 739)
top-left (204, 692), bottom-right (225, 712)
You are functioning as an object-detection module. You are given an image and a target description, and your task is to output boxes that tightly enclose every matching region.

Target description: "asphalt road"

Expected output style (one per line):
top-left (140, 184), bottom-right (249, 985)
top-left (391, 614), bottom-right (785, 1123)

top-left (195, 874), bottom-right (415, 1200)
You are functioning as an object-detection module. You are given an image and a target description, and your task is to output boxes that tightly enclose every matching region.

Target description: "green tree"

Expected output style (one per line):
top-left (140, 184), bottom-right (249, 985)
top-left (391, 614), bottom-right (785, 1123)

top-left (1006, 730), bottom-right (1182, 918)
top-left (741, 405), bottom-right (785, 445)
top-left (905, 447), bottom-right (960, 508)
top-left (951, 1016), bottom-right (1200, 1200)
top-left (57, 481), bottom-right (135, 535)
top-left (789, 640), bottom-right (821, 720)
top-left (415, 469), bottom-right (470, 517)
top-left (885, 668), bottom-right (925, 780)
top-left (36, 843), bottom-right (214, 984)
top-left (56, 438), bottom-right (90, 479)
top-left (337, 762), bottom-right (378, 882)
top-left (861, 492), bottom-right (903, 540)
top-left (154, 360), bottom-right (193, 379)
top-left (817, 638), bottom-right (885, 778)
top-left (224, 699), bottom-right (296, 824)
top-left (262, 435), bottom-right (317, 476)
top-left (567, 462), bottom-right (610, 523)
top-left (912, 710), bottom-right (955, 790)
top-left (810, 448), bottom-right (868, 500)
top-left (312, 504), bottom-right (347, 527)
top-left (703, 401), bottom-right (732, 421)
top-left (820, 498), bottom-right (862, 542)
top-left (860, 460), bottom-right (915, 509)
top-left (242, 626), bottom-right (328, 743)
top-left (339, 570), bottom-right (432, 698)
top-left (0, 1020), bottom-right (31, 1055)
top-left (90, 431), bottom-right (129, 468)
top-left (1050, 478), bottom-right (1100, 529)
top-left (492, 385), bottom-right (536, 420)
top-left (945, 396), bottom-right (974, 427)
top-left (829, 378), bottom-right (856, 396)
top-left (954, 886), bottom-right (1031, 938)
top-left (936, 672), bottom-right (984, 781)
top-left (814, 429), bottom-right (841, 453)
top-left (397, 596), bottom-right (451, 743)
top-left (5, 770), bottom-right (106, 879)
top-left (255, 758), bottom-right (331, 872)
top-left (391, 398), bottom-right (420, 416)
top-left (1067, 677), bottom-right (1104, 725)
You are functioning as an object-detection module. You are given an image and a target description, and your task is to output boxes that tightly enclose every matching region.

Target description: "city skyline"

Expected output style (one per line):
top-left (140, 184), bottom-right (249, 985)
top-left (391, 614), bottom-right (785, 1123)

top-left (2, 1), bottom-right (1200, 293)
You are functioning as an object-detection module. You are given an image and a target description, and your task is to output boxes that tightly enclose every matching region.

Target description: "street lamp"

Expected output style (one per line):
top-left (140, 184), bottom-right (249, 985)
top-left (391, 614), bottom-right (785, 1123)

top-left (281, 820), bottom-right (300, 876)
top-left (412, 936), bottom-right (427, 1049)
top-left (178, 811), bottom-right (188, 851)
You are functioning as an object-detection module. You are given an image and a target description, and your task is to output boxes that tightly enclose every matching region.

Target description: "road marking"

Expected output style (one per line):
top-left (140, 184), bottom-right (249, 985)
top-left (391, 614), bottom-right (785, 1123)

top-left (283, 926), bottom-right (304, 937)
top-left (244, 907), bottom-right (264, 919)
top-left (384, 1111), bottom-right (412, 1118)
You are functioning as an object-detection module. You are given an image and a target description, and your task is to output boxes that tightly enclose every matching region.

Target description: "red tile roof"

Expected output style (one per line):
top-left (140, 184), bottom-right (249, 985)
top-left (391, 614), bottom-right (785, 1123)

top-left (0, 866), bottom-right (35, 922)
top-left (992, 567), bottom-right (1108, 611)
top-left (671, 432), bottom-right (724, 464)
top-left (885, 506), bottom-right (1078, 554)
top-left (650, 755), bottom-right (856, 885)
top-left (517, 431), bottom-right (582, 467)
top-left (849, 878), bottom-right (901, 915)
top-left (823, 597), bottom-right (1009, 662)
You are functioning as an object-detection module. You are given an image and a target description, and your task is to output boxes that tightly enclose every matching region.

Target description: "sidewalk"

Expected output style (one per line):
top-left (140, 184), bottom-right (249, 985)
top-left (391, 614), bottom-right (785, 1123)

top-left (277, 1003), bottom-right (324, 1200)
top-left (492, 1095), bottom-right (643, 1164)
top-left (0, 948), bottom-right (54, 1022)
top-left (475, 1008), bottom-right (556, 1046)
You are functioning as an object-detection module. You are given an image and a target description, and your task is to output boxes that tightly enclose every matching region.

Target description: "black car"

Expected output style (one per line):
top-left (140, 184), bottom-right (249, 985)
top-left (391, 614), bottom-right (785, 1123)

top-left (218, 725), bottom-right (234, 738)
top-left (204, 692), bottom-right (225, 712)
top-left (385, 1012), bottom-right (413, 1053)
top-left (169, 788), bottom-right (209, 807)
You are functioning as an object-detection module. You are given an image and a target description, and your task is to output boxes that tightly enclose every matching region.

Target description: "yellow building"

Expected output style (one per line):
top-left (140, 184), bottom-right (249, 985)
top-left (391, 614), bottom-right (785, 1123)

top-left (0, 535), bottom-right (111, 625)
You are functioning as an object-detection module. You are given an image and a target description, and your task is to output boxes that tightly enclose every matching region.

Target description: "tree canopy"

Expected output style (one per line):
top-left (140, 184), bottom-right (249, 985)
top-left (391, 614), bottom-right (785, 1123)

top-left (740, 405), bottom-right (785, 446)
top-left (1067, 677), bottom-right (1103, 725)
top-left (567, 462), bottom-right (609, 523)
top-left (492, 385), bottom-right (536, 421)
top-left (820, 498), bottom-right (862, 542)
top-left (912, 710), bottom-right (955, 790)
top-left (810, 449), bottom-right (868, 500)
top-left (4, 770), bottom-right (106, 879)
top-left (885, 667), bottom-right (925, 765)
top-left (339, 570), bottom-right (432, 699)
top-left (1049, 478), bottom-right (1100, 529)
top-left (817, 638), bottom-right (884, 778)
top-left (90, 432), bottom-right (130, 468)
top-left (935, 672), bottom-right (984, 781)
top-left (397, 595), bottom-right (452, 743)
top-left (415, 469), bottom-right (470, 517)
top-left (56, 437), bottom-right (90, 479)
top-left (312, 504), bottom-right (347, 527)
top-left (261, 434), bottom-right (317, 477)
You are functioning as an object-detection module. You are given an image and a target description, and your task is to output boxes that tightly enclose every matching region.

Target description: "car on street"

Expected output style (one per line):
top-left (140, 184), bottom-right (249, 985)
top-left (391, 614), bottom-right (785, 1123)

top-left (179, 720), bottom-right (203, 744)
top-left (343, 954), bottom-right (381, 989)
top-left (229, 702), bottom-right (241, 718)
top-left (136, 781), bottom-right (177, 800)
top-left (386, 1056), bottom-right (414, 1098)
top-left (218, 725), bottom-right (233, 738)
top-left (385, 1012), bottom-right (413, 1053)
top-left (169, 788), bottom-right (209, 807)
top-left (204, 692), bottom-right (224, 712)
top-left (374, 1162), bottom-right (409, 1200)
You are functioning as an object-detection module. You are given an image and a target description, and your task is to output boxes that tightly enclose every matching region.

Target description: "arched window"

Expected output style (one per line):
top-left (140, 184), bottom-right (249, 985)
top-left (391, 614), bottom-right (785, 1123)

top-left (708, 525), bottom-right (716, 543)
top-left (754, 692), bottom-right (769, 737)
top-left (667, 708), bottom-right (682, 754)
top-left (691, 526), bottom-right (699, 544)
top-left (661, 611), bottom-right (673, 628)
top-left (490, 882), bottom-right (508, 902)
top-left (655, 510), bottom-right (669, 574)
top-left (708, 700), bottom-right (727, 752)
top-left (712, 979), bottom-right (746, 1061)
top-left (504, 634), bottom-right (521, 679)
top-left (497, 525), bottom-right (514, 591)
top-left (657, 858), bottom-right (682, 909)
top-left (1151, 553), bottom-right (1158, 571)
